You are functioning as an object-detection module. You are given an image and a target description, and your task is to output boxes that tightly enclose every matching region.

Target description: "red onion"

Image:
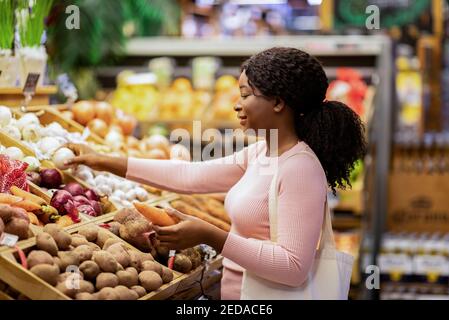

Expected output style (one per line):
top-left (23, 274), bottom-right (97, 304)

top-left (40, 169), bottom-right (62, 189)
top-left (84, 189), bottom-right (99, 201)
top-left (90, 200), bottom-right (102, 216)
top-left (77, 204), bottom-right (97, 217)
top-left (64, 200), bottom-right (80, 222)
top-left (63, 182), bottom-right (85, 197)
top-left (50, 190), bottom-right (73, 214)
top-left (73, 195), bottom-right (91, 207)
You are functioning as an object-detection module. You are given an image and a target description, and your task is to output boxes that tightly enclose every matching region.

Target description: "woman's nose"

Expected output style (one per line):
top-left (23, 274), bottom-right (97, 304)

top-left (234, 103), bottom-right (242, 112)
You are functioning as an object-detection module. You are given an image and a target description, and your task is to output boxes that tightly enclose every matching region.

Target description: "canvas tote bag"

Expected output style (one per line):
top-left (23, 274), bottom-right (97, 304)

top-left (240, 151), bottom-right (354, 300)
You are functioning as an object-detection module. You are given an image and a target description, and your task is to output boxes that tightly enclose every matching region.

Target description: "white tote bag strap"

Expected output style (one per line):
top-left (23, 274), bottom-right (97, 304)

top-left (268, 150), bottom-right (335, 249)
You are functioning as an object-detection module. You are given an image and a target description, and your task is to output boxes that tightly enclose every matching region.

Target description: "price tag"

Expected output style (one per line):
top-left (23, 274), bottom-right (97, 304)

top-left (0, 233), bottom-right (19, 247)
top-left (22, 73), bottom-right (40, 95)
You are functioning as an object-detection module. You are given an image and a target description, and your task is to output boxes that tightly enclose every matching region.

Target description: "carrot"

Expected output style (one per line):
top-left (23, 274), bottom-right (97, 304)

top-left (27, 212), bottom-right (39, 225)
top-left (133, 202), bottom-right (176, 226)
top-left (10, 186), bottom-right (47, 205)
top-left (171, 200), bottom-right (231, 232)
top-left (56, 215), bottom-right (74, 228)
top-left (12, 200), bottom-right (42, 212)
top-left (0, 193), bottom-right (23, 205)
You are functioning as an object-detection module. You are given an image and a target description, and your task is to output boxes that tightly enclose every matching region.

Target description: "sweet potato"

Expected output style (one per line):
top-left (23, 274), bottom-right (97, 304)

top-left (12, 200), bottom-right (41, 212)
top-left (138, 271), bottom-right (162, 292)
top-left (92, 250), bottom-right (118, 273)
top-left (0, 193), bottom-right (22, 205)
top-left (36, 232), bottom-right (58, 256)
top-left (30, 264), bottom-right (59, 286)
top-left (27, 250), bottom-right (54, 268)
top-left (9, 186), bottom-right (47, 205)
top-left (96, 272), bottom-right (119, 290)
top-left (5, 218), bottom-right (30, 240)
top-left (171, 200), bottom-right (231, 231)
top-left (79, 260), bottom-right (100, 280)
top-left (27, 212), bottom-right (39, 225)
top-left (133, 202), bottom-right (176, 226)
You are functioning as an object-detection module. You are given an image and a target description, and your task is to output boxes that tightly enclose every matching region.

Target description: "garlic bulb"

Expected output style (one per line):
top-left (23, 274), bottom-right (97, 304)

top-left (22, 124), bottom-right (41, 142)
top-left (0, 106), bottom-right (12, 127)
top-left (52, 147), bottom-right (75, 170)
top-left (3, 125), bottom-right (21, 140)
top-left (17, 113), bottom-right (40, 130)
top-left (3, 147), bottom-right (24, 161)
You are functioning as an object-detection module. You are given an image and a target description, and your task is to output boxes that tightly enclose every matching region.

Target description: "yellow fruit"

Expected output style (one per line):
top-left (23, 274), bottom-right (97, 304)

top-left (215, 75), bottom-right (237, 92)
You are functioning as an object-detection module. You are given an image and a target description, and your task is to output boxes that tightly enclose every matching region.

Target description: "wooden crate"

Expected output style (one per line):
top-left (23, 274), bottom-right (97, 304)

top-left (0, 226), bottom-right (184, 300)
top-left (0, 86), bottom-right (57, 108)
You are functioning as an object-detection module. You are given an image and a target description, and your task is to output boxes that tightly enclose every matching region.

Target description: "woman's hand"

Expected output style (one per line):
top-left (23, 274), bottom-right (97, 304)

top-left (64, 143), bottom-right (104, 170)
top-left (154, 208), bottom-right (228, 252)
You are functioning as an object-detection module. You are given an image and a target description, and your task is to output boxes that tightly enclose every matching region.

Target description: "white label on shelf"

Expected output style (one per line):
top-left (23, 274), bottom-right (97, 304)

top-left (378, 253), bottom-right (413, 274)
top-left (0, 233), bottom-right (19, 247)
top-left (413, 255), bottom-right (449, 276)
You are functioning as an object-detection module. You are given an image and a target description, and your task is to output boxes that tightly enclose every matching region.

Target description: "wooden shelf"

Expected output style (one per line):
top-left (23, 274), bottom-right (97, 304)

top-left (0, 86), bottom-right (57, 107)
top-left (332, 215), bottom-right (362, 230)
top-left (0, 86), bottom-right (57, 95)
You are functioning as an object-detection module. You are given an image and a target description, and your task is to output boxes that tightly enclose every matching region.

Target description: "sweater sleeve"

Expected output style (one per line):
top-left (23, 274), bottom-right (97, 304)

top-left (221, 153), bottom-right (327, 287)
top-left (125, 144), bottom-right (254, 194)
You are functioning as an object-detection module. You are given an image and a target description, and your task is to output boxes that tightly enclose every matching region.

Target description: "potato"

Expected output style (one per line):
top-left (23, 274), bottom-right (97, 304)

top-left (43, 224), bottom-right (71, 250)
top-left (76, 292), bottom-right (97, 300)
top-left (97, 287), bottom-right (119, 300)
top-left (127, 250), bottom-right (141, 269)
top-left (126, 267), bottom-right (138, 278)
top-left (102, 238), bottom-right (120, 250)
top-left (87, 242), bottom-right (101, 252)
top-left (116, 263), bottom-right (124, 271)
top-left (77, 226), bottom-right (98, 242)
top-left (141, 260), bottom-right (162, 276)
top-left (114, 208), bottom-right (140, 224)
top-left (79, 260), bottom-right (100, 280)
top-left (71, 234), bottom-right (89, 247)
top-left (53, 256), bottom-right (62, 270)
top-left (161, 267), bottom-right (174, 284)
top-left (5, 218), bottom-right (29, 240)
top-left (0, 217), bottom-right (4, 235)
top-left (56, 281), bottom-right (77, 298)
top-left (36, 232), bottom-right (58, 256)
top-left (73, 245), bottom-right (93, 262)
top-left (182, 248), bottom-right (202, 269)
top-left (106, 243), bottom-right (130, 268)
top-left (138, 271), bottom-right (163, 292)
top-left (131, 285), bottom-right (146, 298)
top-left (139, 252), bottom-right (155, 265)
top-left (156, 246), bottom-right (170, 261)
top-left (78, 280), bottom-right (95, 294)
top-left (30, 264), bottom-right (59, 286)
top-left (116, 270), bottom-right (138, 288)
top-left (114, 285), bottom-right (139, 300)
top-left (0, 204), bottom-right (14, 223)
top-left (96, 229), bottom-right (113, 248)
top-left (119, 219), bottom-right (152, 252)
top-left (57, 251), bottom-right (80, 272)
top-left (27, 250), bottom-right (54, 269)
top-left (108, 222), bottom-right (121, 236)
top-left (174, 254), bottom-right (192, 273)
top-left (57, 271), bottom-right (84, 284)
top-left (95, 272), bottom-right (119, 290)
top-left (92, 250), bottom-right (118, 273)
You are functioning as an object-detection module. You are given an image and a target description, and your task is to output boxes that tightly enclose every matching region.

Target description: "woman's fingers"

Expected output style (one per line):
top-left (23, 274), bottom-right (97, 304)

top-left (165, 207), bottom-right (189, 221)
top-left (64, 154), bottom-right (88, 166)
top-left (64, 143), bottom-right (82, 156)
top-left (153, 224), bottom-right (177, 235)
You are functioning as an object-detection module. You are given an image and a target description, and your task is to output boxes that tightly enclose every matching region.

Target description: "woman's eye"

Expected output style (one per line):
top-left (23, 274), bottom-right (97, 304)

top-left (241, 95), bottom-right (249, 99)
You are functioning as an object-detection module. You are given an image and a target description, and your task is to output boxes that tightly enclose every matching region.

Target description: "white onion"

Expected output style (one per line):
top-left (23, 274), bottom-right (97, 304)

top-left (22, 156), bottom-right (40, 172)
top-left (0, 106), bottom-right (12, 127)
top-left (17, 113), bottom-right (40, 130)
top-left (52, 147), bottom-right (75, 170)
top-left (38, 137), bottom-right (61, 156)
top-left (3, 125), bottom-right (21, 140)
top-left (21, 124), bottom-right (41, 142)
top-left (120, 181), bottom-right (134, 192)
top-left (125, 189), bottom-right (137, 202)
top-left (94, 175), bottom-right (107, 187)
top-left (112, 190), bottom-right (126, 201)
top-left (3, 147), bottom-right (24, 161)
top-left (135, 187), bottom-right (149, 201)
top-left (97, 184), bottom-right (112, 196)
top-left (121, 200), bottom-right (132, 208)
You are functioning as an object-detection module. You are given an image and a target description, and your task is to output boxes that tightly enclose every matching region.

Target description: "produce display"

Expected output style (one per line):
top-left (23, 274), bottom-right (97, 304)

top-left (8, 223), bottom-right (175, 300)
top-left (110, 74), bottom-right (239, 123)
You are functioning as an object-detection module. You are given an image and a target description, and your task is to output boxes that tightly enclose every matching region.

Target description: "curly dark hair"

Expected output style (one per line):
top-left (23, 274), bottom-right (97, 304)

top-left (242, 47), bottom-right (367, 193)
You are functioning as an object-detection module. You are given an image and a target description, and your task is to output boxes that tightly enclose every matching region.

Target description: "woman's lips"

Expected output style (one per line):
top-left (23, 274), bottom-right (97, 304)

top-left (238, 115), bottom-right (247, 125)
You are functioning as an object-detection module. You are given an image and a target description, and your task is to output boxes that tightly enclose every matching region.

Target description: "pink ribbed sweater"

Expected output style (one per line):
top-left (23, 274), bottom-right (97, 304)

top-left (126, 140), bottom-right (327, 300)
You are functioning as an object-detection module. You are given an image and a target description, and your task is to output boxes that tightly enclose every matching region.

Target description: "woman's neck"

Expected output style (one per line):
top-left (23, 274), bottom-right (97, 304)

top-left (265, 128), bottom-right (300, 157)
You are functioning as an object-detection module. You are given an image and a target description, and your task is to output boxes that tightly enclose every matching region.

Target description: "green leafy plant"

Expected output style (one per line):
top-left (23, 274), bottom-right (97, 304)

top-left (0, 0), bottom-right (14, 50)
top-left (16, 0), bottom-right (54, 48)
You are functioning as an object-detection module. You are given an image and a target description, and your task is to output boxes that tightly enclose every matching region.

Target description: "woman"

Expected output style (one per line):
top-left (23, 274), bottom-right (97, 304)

top-left (66, 47), bottom-right (366, 300)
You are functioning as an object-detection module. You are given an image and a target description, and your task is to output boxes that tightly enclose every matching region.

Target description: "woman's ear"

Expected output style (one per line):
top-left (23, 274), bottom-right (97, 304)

top-left (273, 98), bottom-right (286, 112)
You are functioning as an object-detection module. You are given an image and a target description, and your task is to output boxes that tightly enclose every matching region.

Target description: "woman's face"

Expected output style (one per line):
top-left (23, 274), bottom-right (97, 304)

top-left (236, 71), bottom-right (277, 131)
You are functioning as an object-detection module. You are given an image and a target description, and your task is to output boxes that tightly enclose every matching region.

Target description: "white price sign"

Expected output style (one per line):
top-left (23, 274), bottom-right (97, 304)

top-left (0, 233), bottom-right (19, 247)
